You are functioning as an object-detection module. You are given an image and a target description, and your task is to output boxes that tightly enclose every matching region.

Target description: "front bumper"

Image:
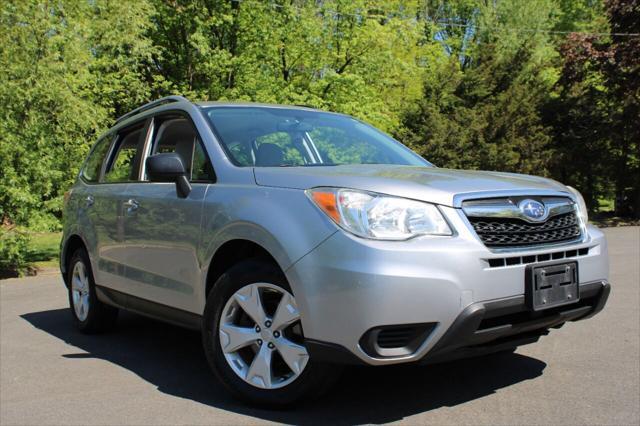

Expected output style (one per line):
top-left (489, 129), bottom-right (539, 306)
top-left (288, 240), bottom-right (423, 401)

top-left (286, 206), bottom-right (610, 366)
top-left (305, 280), bottom-right (610, 365)
top-left (417, 279), bottom-right (610, 364)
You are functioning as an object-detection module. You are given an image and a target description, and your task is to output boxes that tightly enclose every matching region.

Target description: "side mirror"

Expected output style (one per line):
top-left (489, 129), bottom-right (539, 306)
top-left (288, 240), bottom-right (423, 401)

top-left (146, 153), bottom-right (192, 198)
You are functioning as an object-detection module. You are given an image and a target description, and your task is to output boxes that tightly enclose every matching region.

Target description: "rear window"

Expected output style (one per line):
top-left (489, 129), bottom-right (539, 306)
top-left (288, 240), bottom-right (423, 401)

top-left (82, 135), bottom-right (112, 182)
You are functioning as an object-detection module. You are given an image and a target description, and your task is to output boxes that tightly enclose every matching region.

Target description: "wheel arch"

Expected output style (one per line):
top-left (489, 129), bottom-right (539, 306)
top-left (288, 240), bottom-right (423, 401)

top-left (61, 234), bottom-right (89, 288)
top-left (204, 239), bottom-right (282, 298)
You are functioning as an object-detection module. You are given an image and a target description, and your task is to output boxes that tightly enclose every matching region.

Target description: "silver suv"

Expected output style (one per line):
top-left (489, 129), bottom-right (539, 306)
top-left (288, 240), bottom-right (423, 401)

top-left (60, 96), bottom-right (610, 406)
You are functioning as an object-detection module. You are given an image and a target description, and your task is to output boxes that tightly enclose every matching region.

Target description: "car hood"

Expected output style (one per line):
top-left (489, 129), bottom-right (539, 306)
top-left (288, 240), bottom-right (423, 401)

top-left (253, 165), bottom-right (569, 207)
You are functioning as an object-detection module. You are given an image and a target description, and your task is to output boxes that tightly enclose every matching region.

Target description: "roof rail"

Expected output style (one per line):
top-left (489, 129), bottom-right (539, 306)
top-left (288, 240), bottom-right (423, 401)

top-left (115, 95), bottom-right (190, 124)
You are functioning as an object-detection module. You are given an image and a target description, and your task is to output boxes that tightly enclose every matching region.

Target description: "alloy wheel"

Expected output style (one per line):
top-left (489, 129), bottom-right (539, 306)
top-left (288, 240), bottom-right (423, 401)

top-left (219, 283), bottom-right (309, 389)
top-left (71, 261), bottom-right (90, 322)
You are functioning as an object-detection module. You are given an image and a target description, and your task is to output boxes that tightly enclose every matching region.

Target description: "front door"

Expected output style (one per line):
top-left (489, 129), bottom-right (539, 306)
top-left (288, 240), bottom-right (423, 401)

top-left (120, 114), bottom-right (215, 313)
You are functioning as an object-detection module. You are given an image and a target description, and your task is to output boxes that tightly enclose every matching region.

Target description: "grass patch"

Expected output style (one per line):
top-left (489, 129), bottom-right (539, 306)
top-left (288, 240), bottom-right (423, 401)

top-left (27, 232), bottom-right (61, 270)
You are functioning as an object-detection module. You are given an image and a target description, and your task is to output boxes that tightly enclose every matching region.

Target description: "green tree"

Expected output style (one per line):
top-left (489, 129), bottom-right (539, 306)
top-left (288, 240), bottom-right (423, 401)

top-left (399, 0), bottom-right (557, 175)
top-left (546, 33), bottom-right (613, 209)
top-left (147, 0), bottom-right (428, 131)
top-left (548, 0), bottom-right (639, 216)
top-left (605, 0), bottom-right (640, 217)
top-left (1, 0), bottom-right (636, 244)
top-left (0, 0), bottom-right (154, 230)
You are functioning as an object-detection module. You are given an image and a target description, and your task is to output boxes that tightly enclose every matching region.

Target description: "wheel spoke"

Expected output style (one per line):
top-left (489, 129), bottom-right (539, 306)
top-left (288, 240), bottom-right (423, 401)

top-left (234, 284), bottom-right (267, 326)
top-left (219, 324), bottom-right (259, 353)
top-left (271, 292), bottom-right (300, 331)
top-left (72, 276), bottom-right (83, 291)
top-left (246, 344), bottom-right (273, 388)
top-left (274, 339), bottom-right (309, 375)
top-left (78, 264), bottom-right (87, 285)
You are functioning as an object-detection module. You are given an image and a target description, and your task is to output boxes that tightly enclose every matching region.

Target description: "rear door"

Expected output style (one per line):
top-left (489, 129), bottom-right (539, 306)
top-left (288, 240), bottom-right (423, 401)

top-left (120, 112), bottom-right (215, 313)
top-left (72, 132), bottom-right (113, 283)
top-left (92, 120), bottom-right (149, 293)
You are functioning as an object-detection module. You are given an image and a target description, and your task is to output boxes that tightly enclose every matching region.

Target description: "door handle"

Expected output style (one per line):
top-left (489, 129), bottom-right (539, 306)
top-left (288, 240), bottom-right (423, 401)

top-left (85, 195), bottom-right (94, 207)
top-left (123, 199), bottom-right (139, 214)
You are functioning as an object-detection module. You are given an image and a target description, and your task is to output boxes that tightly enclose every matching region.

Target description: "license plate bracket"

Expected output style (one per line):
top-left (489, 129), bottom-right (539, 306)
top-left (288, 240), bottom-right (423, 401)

top-left (525, 261), bottom-right (579, 311)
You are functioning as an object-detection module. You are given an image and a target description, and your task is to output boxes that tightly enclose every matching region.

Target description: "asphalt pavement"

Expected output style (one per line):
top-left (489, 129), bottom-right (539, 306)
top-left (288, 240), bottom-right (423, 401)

top-left (1, 227), bottom-right (638, 425)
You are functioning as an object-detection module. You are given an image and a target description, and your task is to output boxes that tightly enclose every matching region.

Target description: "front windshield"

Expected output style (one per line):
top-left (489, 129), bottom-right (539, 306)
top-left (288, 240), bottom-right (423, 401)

top-left (203, 107), bottom-right (430, 167)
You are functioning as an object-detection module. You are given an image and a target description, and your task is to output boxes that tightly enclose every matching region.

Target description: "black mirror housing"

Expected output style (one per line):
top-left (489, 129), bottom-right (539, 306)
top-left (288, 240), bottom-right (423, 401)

top-left (146, 153), bottom-right (192, 198)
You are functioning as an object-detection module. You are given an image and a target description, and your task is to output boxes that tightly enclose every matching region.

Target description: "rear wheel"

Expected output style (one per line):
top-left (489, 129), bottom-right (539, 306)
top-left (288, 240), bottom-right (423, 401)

top-left (67, 248), bottom-right (118, 333)
top-left (202, 258), bottom-right (340, 407)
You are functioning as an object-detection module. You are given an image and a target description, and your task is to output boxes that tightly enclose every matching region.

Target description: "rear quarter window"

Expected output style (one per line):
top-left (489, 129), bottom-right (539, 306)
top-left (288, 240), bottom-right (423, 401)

top-left (104, 125), bottom-right (145, 183)
top-left (82, 135), bottom-right (112, 182)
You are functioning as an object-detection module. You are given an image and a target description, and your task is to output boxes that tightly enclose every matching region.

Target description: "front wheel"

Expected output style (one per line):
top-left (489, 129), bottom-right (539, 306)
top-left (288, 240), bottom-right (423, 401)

top-left (202, 258), bottom-right (340, 407)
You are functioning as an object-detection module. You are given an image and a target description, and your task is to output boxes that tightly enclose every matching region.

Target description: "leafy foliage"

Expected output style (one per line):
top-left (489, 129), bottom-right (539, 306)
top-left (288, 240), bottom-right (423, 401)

top-left (0, 0), bottom-right (638, 254)
top-left (547, 0), bottom-right (639, 215)
top-left (0, 226), bottom-right (31, 277)
top-left (399, 0), bottom-right (557, 175)
top-left (0, 0), bottom-right (152, 230)
top-left (146, 0), bottom-right (428, 130)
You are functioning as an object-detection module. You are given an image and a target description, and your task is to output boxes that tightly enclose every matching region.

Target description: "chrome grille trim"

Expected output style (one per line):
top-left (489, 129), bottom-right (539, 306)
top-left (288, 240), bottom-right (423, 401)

top-left (452, 189), bottom-right (577, 208)
top-left (462, 196), bottom-right (575, 223)
top-left (460, 195), bottom-right (585, 250)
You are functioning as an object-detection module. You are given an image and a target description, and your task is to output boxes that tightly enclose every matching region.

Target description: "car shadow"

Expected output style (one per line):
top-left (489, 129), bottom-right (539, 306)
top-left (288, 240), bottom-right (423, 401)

top-left (21, 308), bottom-right (547, 425)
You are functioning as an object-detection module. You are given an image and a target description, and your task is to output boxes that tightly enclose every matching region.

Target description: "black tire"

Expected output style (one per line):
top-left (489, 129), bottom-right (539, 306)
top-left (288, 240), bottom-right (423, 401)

top-left (67, 248), bottom-right (118, 333)
top-left (202, 258), bottom-right (341, 407)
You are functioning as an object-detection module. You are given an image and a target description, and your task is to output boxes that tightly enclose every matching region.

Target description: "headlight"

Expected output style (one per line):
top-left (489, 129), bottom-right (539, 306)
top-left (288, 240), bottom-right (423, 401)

top-left (567, 186), bottom-right (589, 223)
top-left (306, 188), bottom-right (452, 240)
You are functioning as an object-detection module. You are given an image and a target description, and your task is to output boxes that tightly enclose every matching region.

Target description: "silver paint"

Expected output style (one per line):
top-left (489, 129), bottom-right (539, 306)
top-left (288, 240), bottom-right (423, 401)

top-left (60, 100), bottom-right (610, 366)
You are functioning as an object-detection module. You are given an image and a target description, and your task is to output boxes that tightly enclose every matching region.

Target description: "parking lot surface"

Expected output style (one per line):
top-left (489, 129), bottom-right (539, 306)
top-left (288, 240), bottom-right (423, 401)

top-left (1, 227), bottom-right (638, 425)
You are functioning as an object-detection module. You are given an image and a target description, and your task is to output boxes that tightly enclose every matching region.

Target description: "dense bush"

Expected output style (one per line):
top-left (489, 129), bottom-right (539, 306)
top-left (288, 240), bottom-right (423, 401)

top-left (0, 226), bottom-right (31, 277)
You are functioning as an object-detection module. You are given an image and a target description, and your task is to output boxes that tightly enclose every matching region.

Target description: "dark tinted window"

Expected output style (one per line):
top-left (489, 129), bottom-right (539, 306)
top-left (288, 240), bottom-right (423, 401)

top-left (82, 135), bottom-right (112, 182)
top-left (151, 117), bottom-right (214, 182)
top-left (104, 126), bottom-right (143, 183)
top-left (204, 107), bottom-right (429, 167)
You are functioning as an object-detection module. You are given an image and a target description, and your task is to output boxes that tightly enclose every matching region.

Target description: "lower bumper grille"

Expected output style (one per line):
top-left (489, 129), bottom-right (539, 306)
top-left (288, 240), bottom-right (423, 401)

top-left (487, 247), bottom-right (590, 268)
top-left (468, 211), bottom-right (582, 248)
top-left (360, 323), bottom-right (437, 358)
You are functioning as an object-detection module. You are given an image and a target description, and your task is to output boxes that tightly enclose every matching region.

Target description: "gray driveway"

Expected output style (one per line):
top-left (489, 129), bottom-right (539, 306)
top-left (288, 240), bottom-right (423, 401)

top-left (1, 227), bottom-right (638, 425)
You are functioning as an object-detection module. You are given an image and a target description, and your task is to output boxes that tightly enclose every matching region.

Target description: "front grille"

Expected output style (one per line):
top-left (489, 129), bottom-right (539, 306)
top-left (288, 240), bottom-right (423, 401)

top-left (468, 211), bottom-right (582, 248)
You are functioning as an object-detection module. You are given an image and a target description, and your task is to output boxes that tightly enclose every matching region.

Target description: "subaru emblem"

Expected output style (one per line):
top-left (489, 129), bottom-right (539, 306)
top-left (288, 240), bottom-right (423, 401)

top-left (518, 199), bottom-right (547, 221)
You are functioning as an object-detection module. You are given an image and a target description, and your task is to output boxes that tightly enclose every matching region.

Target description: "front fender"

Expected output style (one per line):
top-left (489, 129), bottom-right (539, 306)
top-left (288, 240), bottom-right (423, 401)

top-left (197, 184), bottom-right (337, 309)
